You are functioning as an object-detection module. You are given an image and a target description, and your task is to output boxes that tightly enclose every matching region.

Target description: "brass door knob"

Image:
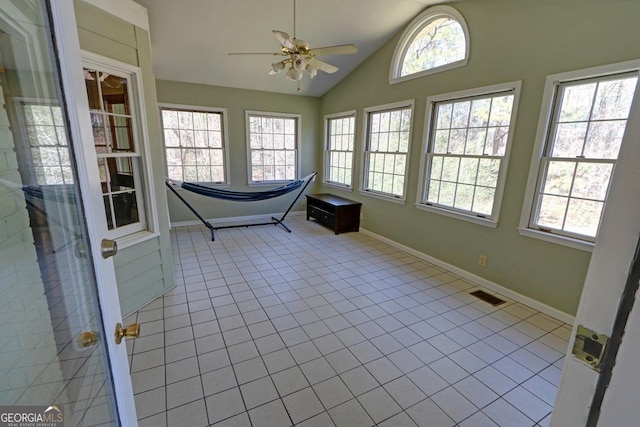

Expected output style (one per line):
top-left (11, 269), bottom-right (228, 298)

top-left (78, 331), bottom-right (99, 348)
top-left (115, 322), bottom-right (140, 345)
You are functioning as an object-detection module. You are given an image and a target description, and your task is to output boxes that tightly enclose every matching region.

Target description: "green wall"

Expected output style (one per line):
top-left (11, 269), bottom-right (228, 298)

top-left (152, 0), bottom-right (640, 316)
top-left (155, 80), bottom-right (321, 222)
top-left (319, 0), bottom-right (640, 316)
top-left (75, 0), bottom-right (175, 316)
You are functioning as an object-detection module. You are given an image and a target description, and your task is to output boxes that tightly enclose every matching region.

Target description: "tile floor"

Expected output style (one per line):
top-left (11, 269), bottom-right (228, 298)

top-left (126, 216), bottom-right (570, 427)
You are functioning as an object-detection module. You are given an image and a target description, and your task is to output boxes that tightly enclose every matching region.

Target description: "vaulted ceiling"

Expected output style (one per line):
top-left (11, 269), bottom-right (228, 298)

top-left (135, 0), bottom-right (457, 97)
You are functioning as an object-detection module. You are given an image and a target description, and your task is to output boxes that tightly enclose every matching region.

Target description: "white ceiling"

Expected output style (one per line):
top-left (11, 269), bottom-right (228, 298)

top-left (135, 0), bottom-right (452, 97)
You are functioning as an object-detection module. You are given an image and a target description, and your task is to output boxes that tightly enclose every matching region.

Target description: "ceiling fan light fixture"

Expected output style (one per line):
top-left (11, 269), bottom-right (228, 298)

top-left (286, 66), bottom-right (304, 81)
top-left (270, 61), bottom-right (286, 74)
top-left (306, 64), bottom-right (318, 78)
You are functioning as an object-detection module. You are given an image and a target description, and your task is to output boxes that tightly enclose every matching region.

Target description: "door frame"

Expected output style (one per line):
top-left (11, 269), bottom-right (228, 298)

top-left (50, 0), bottom-right (137, 424)
top-left (550, 71), bottom-right (640, 425)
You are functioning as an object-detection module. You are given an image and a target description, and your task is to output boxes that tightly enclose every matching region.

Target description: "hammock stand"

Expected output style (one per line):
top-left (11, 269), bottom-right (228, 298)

top-left (166, 172), bottom-right (316, 241)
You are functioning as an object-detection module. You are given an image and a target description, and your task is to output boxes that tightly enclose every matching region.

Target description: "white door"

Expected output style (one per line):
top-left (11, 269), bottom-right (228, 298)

top-left (0, 0), bottom-right (137, 425)
top-left (550, 71), bottom-right (640, 425)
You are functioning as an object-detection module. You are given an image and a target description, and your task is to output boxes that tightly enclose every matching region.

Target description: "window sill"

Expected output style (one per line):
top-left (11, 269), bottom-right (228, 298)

top-left (358, 189), bottom-right (405, 205)
top-left (518, 227), bottom-right (595, 252)
top-left (415, 203), bottom-right (498, 228)
top-left (116, 230), bottom-right (160, 250)
top-left (323, 181), bottom-right (353, 192)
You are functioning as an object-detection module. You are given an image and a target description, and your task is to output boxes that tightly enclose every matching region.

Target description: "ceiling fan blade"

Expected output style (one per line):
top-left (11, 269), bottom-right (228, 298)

top-left (227, 52), bottom-right (284, 56)
top-left (307, 58), bottom-right (338, 74)
top-left (310, 44), bottom-right (358, 57)
top-left (273, 30), bottom-right (296, 50)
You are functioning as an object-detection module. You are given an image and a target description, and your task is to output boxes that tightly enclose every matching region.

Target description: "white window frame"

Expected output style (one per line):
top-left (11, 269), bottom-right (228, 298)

top-left (159, 103), bottom-right (230, 186)
top-left (245, 110), bottom-right (300, 185)
top-left (14, 99), bottom-right (73, 185)
top-left (416, 81), bottom-right (522, 227)
top-left (390, 5), bottom-right (470, 85)
top-left (323, 111), bottom-right (356, 190)
top-left (82, 51), bottom-right (158, 245)
top-left (519, 59), bottom-right (640, 252)
top-left (359, 100), bottom-right (414, 203)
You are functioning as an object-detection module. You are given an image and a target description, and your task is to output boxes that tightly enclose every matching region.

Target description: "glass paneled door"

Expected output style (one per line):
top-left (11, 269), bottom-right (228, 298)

top-left (0, 0), bottom-right (135, 425)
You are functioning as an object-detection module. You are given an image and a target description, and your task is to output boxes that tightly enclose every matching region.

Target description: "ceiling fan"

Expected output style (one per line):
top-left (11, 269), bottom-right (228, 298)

top-left (227, 0), bottom-right (357, 91)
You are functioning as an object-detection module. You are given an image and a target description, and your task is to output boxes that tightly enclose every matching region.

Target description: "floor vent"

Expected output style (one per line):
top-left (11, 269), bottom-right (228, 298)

top-left (470, 290), bottom-right (506, 307)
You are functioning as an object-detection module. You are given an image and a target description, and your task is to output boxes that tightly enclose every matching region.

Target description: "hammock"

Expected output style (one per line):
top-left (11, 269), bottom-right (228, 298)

top-left (171, 177), bottom-right (305, 202)
top-left (165, 172), bottom-right (317, 241)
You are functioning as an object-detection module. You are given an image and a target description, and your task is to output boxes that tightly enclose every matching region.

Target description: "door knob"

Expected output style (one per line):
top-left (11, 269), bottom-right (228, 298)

top-left (78, 331), bottom-right (99, 348)
top-left (101, 238), bottom-right (118, 259)
top-left (115, 322), bottom-right (140, 344)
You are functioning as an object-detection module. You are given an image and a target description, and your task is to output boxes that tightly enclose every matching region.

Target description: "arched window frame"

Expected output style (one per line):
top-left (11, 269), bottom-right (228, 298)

top-left (390, 5), bottom-right (470, 84)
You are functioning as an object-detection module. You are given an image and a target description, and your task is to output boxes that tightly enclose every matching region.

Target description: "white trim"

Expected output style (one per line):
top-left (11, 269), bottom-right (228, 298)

top-left (50, 0), bottom-right (137, 424)
top-left (324, 182), bottom-right (354, 192)
top-left (323, 110), bottom-right (357, 189)
top-left (159, 103), bottom-right (231, 185)
top-left (519, 60), bottom-right (640, 250)
top-left (245, 110), bottom-right (301, 185)
top-left (550, 59), bottom-right (640, 427)
top-left (416, 81), bottom-right (522, 225)
top-left (360, 99), bottom-right (415, 201)
top-left (389, 5), bottom-right (469, 85)
top-left (359, 227), bottom-right (575, 325)
top-left (518, 227), bottom-right (594, 252)
top-left (358, 188), bottom-right (406, 204)
top-left (415, 203), bottom-right (498, 228)
top-left (82, 51), bottom-right (160, 239)
top-left (82, 0), bottom-right (149, 31)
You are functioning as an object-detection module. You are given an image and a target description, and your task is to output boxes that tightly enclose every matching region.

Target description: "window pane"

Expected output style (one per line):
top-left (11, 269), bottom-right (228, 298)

top-left (401, 17), bottom-right (466, 77)
top-left (564, 199), bottom-right (603, 237)
top-left (532, 73), bottom-right (638, 241)
top-left (558, 83), bottom-right (596, 122)
top-left (326, 115), bottom-right (355, 186)
top-left (247, 114), bottom-right (297, 182)
top-left (583, 120), bottom-right (626, 159)
top-left (542, 161), bottom-right (574, 196)
top-left (363, 107), bottom-right (412, 197)
top-left (162, 108), bottom-right (227, 183)
top-left (591, 77), bottom-right (637, 120)
top-left (552, 123), bottom-right (587, 157)
top-left (473, 186), bottom-right (495, 215)
top-left (571, 162), bottom-right (613, 201)
top-left (538, 194), bottom-right (568, 230)
top-left (423, 89), bottom-right (516, 218)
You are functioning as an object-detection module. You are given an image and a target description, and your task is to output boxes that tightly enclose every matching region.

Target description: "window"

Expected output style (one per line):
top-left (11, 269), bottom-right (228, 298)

top-left (246, 111), bottom-right (299, 183)
top-left (418, 83), bottom-right (520, 225)
top-left (83, 59), bottom-right (149, 238)
top-left (160, 105), bottom-right (228, 184)
top-left (522, 65), bottom-right (639, 247)
top-left (21, 102), bottom-right (73, 185)
top-left (390, 6), bottom-right (469, 84)
top-left (324, 112), bottom-right (356, 188)
top-left (361, 101), bottom-right (413, 201)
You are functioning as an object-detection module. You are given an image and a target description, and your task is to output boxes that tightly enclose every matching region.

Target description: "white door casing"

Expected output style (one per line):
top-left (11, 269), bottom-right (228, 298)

top-left (50, 0), bottom-right (137, 424)
top-left (550, 73), bottom-right (640, 425)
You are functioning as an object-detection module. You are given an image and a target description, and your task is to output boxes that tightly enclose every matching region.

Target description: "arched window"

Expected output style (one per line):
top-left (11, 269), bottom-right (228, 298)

top-left (390, 6), bottom-right (469, 84)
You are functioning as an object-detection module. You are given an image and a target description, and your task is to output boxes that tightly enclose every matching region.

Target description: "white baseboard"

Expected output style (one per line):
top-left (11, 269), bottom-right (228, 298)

top-left (360, 228), bottom-right (576, 325)
top-left (170, 210), bottom-right (304, 229)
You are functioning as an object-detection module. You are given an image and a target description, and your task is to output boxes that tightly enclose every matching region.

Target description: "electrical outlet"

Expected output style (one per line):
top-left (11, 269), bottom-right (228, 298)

top-left (479, 255), bottom-right (488, 268)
